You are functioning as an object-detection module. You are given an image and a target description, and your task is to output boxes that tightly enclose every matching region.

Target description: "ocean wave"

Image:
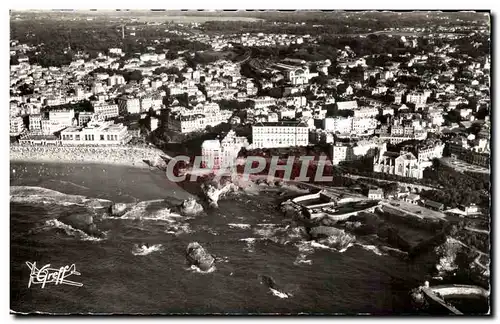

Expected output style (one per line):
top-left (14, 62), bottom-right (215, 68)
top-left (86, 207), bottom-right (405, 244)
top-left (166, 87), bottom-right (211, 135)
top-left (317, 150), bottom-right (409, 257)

top-left (228, 223), bottom-right (252, 229)
top-left (47, 179), bottom-right (90, 191)
top-left (131, 244), bottom-right (163, 256)
top-left (31, 219), bottom-right (105, 241)
top-left (253, 224), bottom-right (284, 238)
top-left (10, 186), bottom-right (112, 209)
top-left (269, 288), bottom-right (289, 299)
top-left (165, 224), bottom-right (193, 236)
top-left (119, 200), bottom-right (184, 222)
top-left (240, 237), bottom-right (258, 253)
top-left (186, 264), bottom-right (216, 274)
top-left (355, 243), bottom-right (386, 256)
top-left (293, 254), bottom-right (313, 266)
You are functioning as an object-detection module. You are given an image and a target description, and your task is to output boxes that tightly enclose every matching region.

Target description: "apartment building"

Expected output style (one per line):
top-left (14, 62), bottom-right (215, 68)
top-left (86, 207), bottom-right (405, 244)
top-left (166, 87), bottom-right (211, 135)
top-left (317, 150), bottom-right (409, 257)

top-left (249, 96), bottom-right (277, 109)
top-left (332, 139), bottom-right (381, 165)
top-left (78, 112), bottom-right (95, 126)
top-left (323, 117), bottom-right (353, 134)
top-left (352, 117), bottom-right (378, 135)
top-left (118, 97), bottom-right (141, 114)
top-left (49, 109), bottom-right (75, 127)
top-left (28, 114), bottom-right (42, 131)
top-left (94, 104), bottom-right (119, 120)
top-left (406, 92), bottom-right (429, 105)
top-left (354, 107), bottom-right (379, 118)
top-left (10, 116), bottom-right (24, 135)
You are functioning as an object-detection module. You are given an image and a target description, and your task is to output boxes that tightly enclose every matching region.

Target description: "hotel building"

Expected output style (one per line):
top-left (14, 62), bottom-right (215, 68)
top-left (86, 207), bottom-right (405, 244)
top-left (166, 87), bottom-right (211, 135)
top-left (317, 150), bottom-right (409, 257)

top-left (251, 121), bottom-right (309, 149)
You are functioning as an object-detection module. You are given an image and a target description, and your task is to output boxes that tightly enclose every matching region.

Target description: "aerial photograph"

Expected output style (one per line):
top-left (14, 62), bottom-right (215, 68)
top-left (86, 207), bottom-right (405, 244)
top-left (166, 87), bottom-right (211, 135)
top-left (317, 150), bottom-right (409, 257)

top-left (9, 9), bottom-right (491, 315)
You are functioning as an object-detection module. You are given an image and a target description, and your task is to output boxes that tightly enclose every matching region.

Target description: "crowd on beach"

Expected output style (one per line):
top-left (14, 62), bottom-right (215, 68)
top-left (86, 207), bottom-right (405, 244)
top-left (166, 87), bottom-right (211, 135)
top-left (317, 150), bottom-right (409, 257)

top-left (10, 144), bottom-right (165, 168)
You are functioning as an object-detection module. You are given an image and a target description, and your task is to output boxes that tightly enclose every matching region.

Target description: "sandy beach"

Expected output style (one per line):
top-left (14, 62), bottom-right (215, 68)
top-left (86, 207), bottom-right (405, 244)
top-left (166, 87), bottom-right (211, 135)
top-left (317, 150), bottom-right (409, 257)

top-left (10, 144), bottom-right (167, 169)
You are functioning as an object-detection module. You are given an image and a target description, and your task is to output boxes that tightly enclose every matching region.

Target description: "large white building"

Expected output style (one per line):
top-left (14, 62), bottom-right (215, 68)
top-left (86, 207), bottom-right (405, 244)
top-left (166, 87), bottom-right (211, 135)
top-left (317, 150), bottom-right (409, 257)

top-left (201, 130), bottom-right (249, 169)
top-left (167, 103), bottom-right (232, 134)
top-left (93, 104), bottom-right (119, 120)
top-left (60, 119), bottom-right (131, 145)
top-left (251, 121), bottom-right (309, 149)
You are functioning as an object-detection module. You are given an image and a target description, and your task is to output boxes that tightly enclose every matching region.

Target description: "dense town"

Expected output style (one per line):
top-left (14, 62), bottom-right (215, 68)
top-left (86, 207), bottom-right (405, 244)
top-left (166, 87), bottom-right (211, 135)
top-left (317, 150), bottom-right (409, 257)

top-left (9, 10), bottom-right (491, 315)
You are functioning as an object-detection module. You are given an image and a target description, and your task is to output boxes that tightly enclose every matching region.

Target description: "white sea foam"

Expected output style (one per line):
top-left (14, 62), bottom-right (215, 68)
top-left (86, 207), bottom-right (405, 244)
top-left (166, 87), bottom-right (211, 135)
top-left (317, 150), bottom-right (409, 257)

top-left (36, 219), bottom-right (105, 241)
top-left (293, 254), bottom-right (313, 266)
top-left (131, 244), bottom-right (163, 256)
top-left (355, 243), bottom-right (385, 256)
top-left (269, 288), bottom-right (289, 299)
top-left (186, 264), bottom-right (216, 274)
top-left (120, 200), bottom-right (183, 222)
top-left (310, 241), bottom-right (334, 250)
top-left (164, 224), bottom-right (193, 236)
top-left (228, 223), bottom-right (251, 229)
top-left (10, 186), bottom-right (112, 209)
top-left (338, 242), bottom-right (355, 253)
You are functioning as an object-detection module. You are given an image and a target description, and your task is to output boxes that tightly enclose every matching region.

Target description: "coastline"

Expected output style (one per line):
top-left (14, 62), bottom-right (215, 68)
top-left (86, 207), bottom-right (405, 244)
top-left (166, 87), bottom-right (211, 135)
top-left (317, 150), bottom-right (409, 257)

top-left (10, 144), bottom-right (167, 170)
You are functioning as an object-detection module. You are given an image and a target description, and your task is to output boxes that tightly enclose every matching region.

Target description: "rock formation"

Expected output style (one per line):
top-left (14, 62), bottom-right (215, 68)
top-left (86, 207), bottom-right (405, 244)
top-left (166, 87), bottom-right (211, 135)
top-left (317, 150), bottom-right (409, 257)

top-left (201, 181), bottom-right (238, 208)
top-left (186, 242), bottom-right (215, 271)
top-left (179, 198), bottom-right (204, 216)
top-left (309, 226), bottom-right (356, 250)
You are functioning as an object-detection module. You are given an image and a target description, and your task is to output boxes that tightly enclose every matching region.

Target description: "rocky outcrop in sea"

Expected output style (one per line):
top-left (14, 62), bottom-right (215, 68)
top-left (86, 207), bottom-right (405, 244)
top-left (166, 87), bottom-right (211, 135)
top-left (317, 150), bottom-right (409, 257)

top-left (201, 181), bottom-right (239, 208)
top-left (179, 198), bottom-right (204, 216)
top-left (186, 242), bottom-right (215, 271)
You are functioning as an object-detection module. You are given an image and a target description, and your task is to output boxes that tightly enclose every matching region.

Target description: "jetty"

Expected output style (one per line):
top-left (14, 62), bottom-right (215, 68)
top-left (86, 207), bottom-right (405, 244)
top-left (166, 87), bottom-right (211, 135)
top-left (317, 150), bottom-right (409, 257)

top-left (419, 283), bottom-right (489, 315)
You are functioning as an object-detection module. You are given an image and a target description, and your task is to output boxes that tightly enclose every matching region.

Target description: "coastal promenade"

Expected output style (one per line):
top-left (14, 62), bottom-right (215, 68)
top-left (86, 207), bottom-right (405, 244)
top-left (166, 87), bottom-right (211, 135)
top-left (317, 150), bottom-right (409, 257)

top-left (10, 144), bottom-right (166, 168)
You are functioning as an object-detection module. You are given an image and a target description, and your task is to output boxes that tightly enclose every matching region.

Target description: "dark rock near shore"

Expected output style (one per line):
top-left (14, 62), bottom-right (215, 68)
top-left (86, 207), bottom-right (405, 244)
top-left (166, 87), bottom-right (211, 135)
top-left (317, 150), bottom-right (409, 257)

top-left (186, 242), bottom-right (215, 271)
